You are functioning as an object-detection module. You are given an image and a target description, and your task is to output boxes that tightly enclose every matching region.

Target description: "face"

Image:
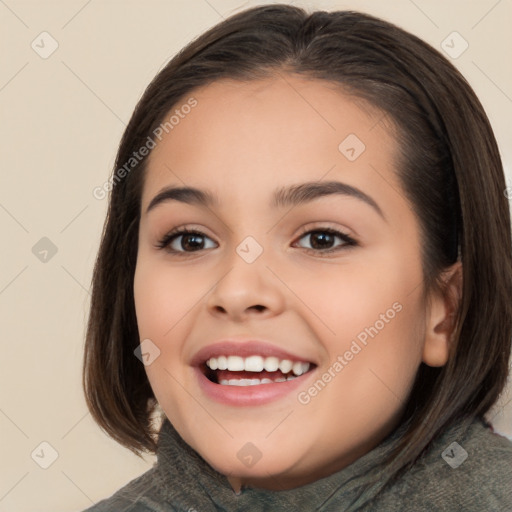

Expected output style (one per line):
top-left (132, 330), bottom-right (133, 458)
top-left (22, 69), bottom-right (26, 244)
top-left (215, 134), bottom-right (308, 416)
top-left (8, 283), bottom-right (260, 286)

top-left (133, 75), bottom-right (437, 491)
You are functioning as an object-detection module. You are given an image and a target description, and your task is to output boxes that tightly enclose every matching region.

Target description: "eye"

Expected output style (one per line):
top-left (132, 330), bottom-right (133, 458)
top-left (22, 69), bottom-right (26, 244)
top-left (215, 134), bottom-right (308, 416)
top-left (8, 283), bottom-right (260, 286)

top-left (155, 226), bottom-right (357, 256)
top-left (293, 227), bottom-right (357, 254)
top-left (156, 228), bottom-right (217, 254)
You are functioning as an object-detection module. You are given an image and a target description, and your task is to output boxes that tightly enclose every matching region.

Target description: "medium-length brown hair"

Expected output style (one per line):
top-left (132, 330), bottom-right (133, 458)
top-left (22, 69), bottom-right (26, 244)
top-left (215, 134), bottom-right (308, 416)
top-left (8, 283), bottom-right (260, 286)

top-left (83, 3), bottom-right (512, 499)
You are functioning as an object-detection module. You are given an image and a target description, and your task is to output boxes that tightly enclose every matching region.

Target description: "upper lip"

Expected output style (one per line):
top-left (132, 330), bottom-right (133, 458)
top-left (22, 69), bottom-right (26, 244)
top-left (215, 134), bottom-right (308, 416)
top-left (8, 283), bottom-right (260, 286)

top-left (190, 339), bottom-right (317, 367)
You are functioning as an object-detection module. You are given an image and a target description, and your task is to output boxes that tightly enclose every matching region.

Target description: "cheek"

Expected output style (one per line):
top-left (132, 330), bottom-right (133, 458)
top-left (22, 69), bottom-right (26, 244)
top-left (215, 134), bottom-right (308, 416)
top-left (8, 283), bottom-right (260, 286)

top-left (133, 258), bottom-right (201, 338)
top-left (289, 245), bottom-right (422, 340)
top-left (337, 294), bottom-right (426, 408)
top-left (299, 300), bottom-right (426, 436)
top-left (133, 259), bottom-right (196, 413)
top-left (291, 246), bottom-right (426, 396)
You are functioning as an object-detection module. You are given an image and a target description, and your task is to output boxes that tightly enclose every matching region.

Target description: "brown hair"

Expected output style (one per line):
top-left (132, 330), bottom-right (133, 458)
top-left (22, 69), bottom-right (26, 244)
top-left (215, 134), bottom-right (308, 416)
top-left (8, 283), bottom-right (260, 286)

top-left (83, 4), bottom-right (512, 500)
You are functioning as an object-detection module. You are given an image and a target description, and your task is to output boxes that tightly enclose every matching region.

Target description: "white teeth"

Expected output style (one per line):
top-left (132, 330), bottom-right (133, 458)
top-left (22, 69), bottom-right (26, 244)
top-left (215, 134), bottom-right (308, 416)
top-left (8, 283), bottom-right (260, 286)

top-left (226, 355), bottom-right (244, 371)
top-left (219, 378), bottom-right (272, 386)
top-left (218, 376), bottom-right (297, 386)
top-left (245, 355), bottom-right (264, 372)
top-left (292, 361), bottom-right (303, 375)
top-left (279, 359), bottom-right (293, 373)
top-left (206, 355), bottom-right (312, 375)
top-left (292, 362), bottom-right (310, 376)
top-left (264, 356), bottom-right (279, 372)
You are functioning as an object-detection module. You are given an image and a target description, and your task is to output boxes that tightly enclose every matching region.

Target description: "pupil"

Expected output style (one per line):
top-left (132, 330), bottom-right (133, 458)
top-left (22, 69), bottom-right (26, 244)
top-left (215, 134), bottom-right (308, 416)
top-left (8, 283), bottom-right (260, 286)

top-left (311, 232), bottom-right (333, 249)
top-left (182, 234), bottom-right (204, 251)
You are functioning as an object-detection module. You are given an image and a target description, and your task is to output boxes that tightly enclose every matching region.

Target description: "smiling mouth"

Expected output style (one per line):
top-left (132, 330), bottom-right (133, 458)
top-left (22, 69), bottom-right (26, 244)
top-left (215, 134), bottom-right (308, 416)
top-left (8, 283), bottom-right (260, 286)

top-left (201, 355), bottom-right (316, 386)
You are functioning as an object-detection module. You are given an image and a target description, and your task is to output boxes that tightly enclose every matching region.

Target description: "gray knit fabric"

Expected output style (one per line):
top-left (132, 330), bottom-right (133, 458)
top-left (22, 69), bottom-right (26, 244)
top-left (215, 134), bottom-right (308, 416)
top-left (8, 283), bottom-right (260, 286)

top-left (82, 416), bottom-right (512, 511)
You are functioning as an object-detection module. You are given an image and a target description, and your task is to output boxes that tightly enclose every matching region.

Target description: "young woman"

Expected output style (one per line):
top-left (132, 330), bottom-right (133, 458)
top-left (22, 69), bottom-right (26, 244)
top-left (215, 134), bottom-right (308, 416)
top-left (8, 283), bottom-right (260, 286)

top-left (82, 4), bottom-right (512, 511)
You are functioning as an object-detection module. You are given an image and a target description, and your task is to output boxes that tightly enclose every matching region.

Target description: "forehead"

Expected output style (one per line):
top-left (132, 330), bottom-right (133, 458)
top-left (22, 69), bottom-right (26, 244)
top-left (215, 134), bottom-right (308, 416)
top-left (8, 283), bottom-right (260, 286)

top-left (141, 75), bottom-right (400, 210)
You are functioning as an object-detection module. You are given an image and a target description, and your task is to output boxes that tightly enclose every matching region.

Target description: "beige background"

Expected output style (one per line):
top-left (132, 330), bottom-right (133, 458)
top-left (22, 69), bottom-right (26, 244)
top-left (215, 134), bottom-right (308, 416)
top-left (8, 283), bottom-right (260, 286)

top-left (1, 1), bottom-right (511, 511)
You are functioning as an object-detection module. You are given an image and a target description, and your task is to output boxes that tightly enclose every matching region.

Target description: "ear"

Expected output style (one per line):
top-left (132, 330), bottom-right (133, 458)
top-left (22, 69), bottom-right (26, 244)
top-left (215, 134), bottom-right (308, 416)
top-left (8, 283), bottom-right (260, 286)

top-left (422, 261), bottom-right (463, 367)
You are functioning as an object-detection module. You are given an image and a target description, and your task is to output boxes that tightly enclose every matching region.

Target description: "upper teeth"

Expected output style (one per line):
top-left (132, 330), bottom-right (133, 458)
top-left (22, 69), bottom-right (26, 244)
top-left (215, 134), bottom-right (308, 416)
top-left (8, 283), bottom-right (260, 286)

top-left (206, 355), bottom-right (310, 376)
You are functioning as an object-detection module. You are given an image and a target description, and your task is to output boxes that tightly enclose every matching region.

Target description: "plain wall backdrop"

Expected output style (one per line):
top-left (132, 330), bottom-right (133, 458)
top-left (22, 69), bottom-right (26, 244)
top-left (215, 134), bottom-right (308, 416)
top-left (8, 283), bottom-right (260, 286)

top-left (1, 1), bottom-right (511, 511)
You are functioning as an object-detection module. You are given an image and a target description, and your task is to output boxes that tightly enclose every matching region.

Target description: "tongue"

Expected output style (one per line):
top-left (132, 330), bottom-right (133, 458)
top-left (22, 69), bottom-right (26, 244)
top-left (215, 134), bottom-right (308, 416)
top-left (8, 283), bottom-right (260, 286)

top-left (216, 369), bottom-right (290, 381)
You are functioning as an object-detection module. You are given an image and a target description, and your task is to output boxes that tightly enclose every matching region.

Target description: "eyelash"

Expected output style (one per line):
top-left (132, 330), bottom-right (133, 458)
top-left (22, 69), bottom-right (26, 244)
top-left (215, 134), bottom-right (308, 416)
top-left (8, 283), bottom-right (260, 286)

top-left (155, 225), bottom-right (358, 257)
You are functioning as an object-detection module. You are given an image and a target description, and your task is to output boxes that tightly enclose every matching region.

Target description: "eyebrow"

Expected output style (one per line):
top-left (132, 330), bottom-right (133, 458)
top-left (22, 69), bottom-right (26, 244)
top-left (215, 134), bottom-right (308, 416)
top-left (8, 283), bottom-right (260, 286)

top-left (146, 180), bottom-right (385, 220)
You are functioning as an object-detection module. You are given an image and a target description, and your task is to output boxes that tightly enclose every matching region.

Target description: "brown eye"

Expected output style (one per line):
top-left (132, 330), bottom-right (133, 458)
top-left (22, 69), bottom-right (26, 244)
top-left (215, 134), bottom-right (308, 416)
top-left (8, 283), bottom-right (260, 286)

top-left (295, 228), bottom-right (357, 253)
top-left (157, 229), bottom-right (217, 253)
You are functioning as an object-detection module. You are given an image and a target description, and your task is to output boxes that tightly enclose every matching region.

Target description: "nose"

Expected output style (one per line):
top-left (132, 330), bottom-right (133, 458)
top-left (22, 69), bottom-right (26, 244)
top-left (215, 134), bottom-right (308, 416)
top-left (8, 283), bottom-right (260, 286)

top-left (206, 246), bottom-right (286, 322)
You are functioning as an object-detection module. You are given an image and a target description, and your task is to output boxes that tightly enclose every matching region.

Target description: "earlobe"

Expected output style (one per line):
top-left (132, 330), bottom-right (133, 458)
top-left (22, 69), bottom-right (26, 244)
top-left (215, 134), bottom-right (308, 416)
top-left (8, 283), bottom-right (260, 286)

top-left (422, 262), bottom-right (463, 367)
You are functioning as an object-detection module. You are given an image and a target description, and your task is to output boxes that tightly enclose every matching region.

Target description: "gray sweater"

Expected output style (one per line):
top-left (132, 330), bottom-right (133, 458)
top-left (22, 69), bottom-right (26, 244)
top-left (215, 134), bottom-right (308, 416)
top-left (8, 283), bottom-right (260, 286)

top-left (82, 416), bottom-right (512, 511)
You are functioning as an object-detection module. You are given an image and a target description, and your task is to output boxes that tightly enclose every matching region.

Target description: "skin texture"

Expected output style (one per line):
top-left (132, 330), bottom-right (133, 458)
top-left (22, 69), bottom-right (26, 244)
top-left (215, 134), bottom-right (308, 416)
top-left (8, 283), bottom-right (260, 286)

top-left (133, 75), bottom-right (462, 492)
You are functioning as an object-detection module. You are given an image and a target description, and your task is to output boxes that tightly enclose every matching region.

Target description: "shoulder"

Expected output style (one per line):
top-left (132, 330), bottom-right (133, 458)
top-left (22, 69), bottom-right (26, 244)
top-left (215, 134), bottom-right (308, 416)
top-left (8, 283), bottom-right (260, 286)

top-left (368, 417), bottom-right (512, 512)
top-left (80, 466), bottom-right (166, 512)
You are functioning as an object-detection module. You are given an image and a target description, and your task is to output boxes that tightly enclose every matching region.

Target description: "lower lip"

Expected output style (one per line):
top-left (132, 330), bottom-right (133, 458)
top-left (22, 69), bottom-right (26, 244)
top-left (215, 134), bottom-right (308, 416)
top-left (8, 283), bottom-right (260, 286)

top-left (193, 366), bottom-right (314, 406)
